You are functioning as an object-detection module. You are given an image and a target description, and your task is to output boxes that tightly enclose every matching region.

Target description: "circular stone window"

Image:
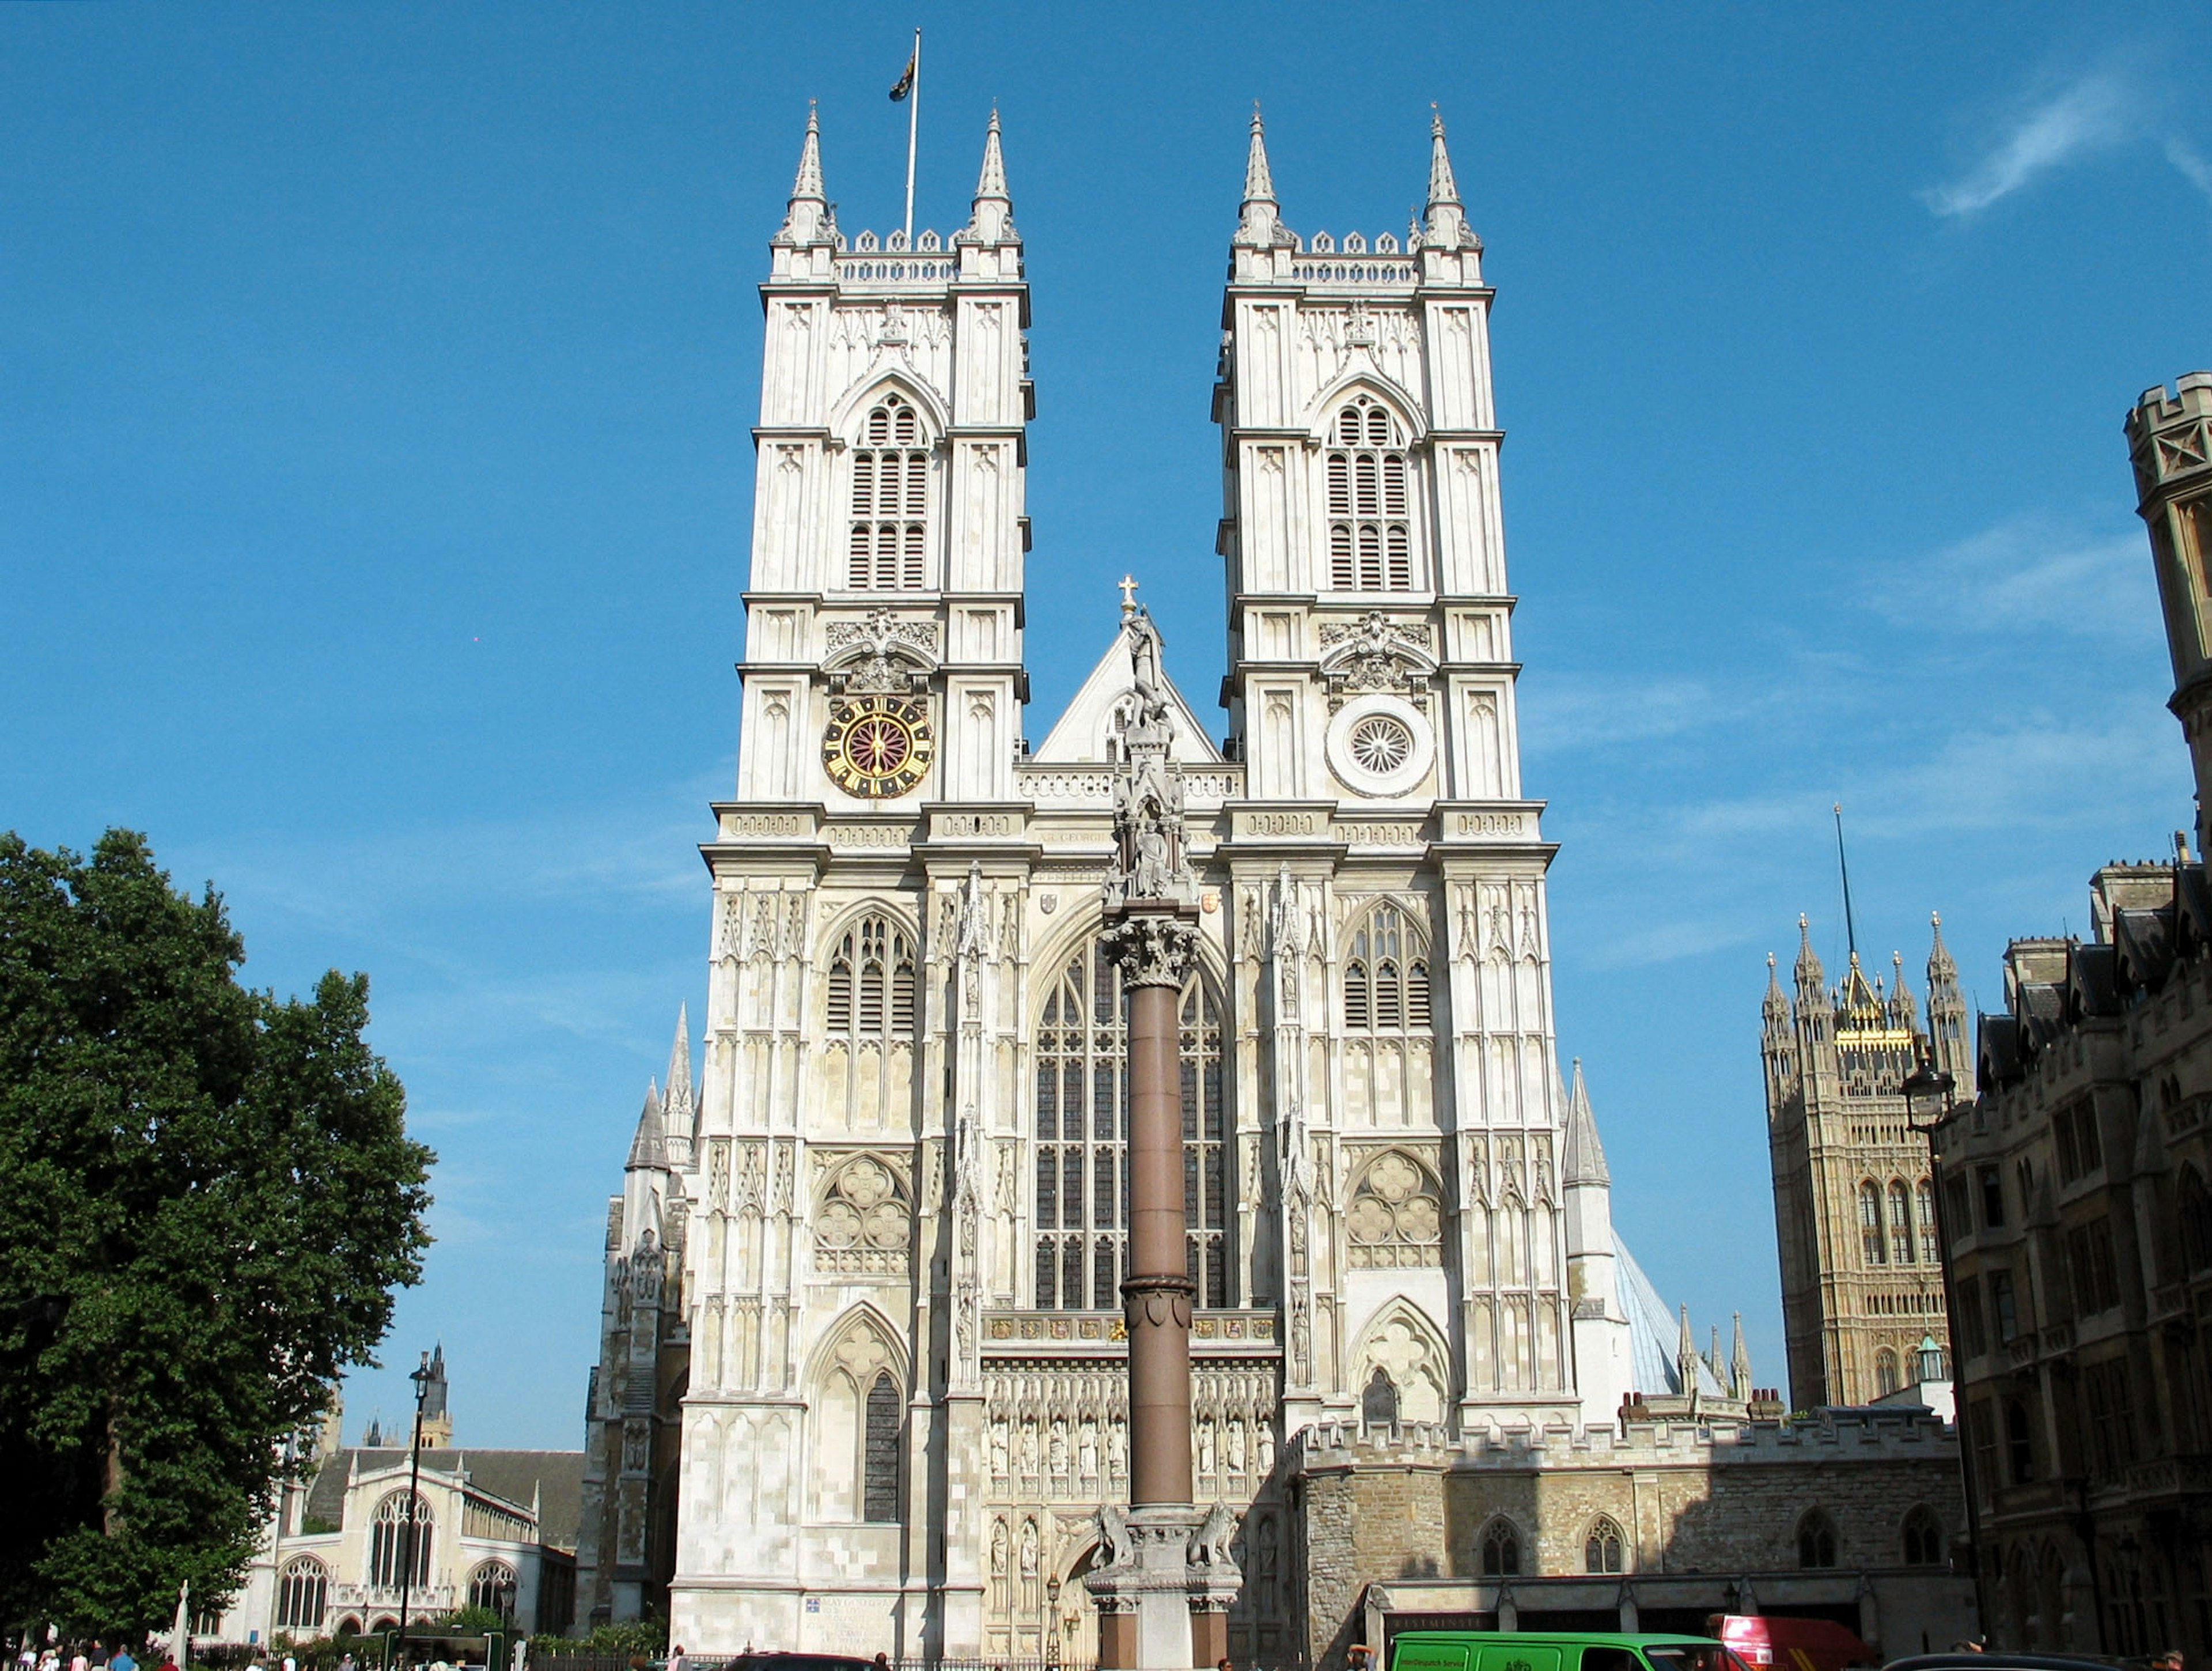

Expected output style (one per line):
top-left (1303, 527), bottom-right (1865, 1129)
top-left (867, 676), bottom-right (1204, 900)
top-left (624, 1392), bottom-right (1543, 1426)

top-left (1325, 694), bottom-right (1434, 797)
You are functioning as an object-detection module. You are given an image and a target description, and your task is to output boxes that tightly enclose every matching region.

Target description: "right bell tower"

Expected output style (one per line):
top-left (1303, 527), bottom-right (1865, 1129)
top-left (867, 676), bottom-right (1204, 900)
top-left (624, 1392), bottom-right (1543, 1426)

top-left (1213, 110), bottom-right (1627, 1436)
top-left (1215, 108), bottom-right (1518, 809)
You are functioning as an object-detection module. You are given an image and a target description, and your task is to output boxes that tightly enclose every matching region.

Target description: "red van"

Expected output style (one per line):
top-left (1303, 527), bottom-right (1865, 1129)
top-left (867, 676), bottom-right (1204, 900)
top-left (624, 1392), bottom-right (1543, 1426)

top-left (1708, 1616), bottom-right (1876, 1671)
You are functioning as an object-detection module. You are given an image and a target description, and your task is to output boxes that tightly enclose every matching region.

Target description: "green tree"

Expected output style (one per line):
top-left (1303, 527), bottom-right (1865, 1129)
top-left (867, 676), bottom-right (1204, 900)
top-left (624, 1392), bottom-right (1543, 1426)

top-left (0, 830), bottom-right (434, 1637)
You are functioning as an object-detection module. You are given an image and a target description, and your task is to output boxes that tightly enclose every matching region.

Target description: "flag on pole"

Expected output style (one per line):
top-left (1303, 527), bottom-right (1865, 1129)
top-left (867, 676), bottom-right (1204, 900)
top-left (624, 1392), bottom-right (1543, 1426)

top-left (889, 51), bottom-right (916, 101)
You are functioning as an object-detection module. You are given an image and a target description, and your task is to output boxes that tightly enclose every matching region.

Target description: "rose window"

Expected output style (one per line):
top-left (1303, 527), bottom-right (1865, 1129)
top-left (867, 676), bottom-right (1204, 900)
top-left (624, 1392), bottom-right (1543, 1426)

top-left (815, 1158), bottom-right (912, 1273)
top-left (1348, 714), bottom-right (1413, 776)
top-left (1345, 1150), bottom-right (1445, 1268)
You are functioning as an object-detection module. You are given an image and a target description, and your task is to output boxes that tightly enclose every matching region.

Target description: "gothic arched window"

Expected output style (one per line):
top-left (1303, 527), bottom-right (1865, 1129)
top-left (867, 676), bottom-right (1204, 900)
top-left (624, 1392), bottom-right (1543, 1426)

top-left (467, 1560), bottom-right (518, 1621)
top-left (1479, 1519), bottom-right (1521, 1576)
top-left (1325, 397), bottom-right (1414, 592)
top-left (1033, 939), bottom-right (1229, 1309)
top-left (849, 394), bottom-right (930, 591)
top-left (825, 916), bottom-right (917, 1041)
top-left (370, 1492), bottom-right (431, 1589)
top-left (1584, 1517), bottom-right (1626, 1575)
top-left (1875, 1347), bottom-right (1900, 1397)
top-left (1901, 1505), bottom-right (1946, 1567)
top-left (863, 1371), bottom-right (902, 1522)
top-left (2181, 1165), bottom-right (2212, 1274)
top-left (1890, 1179), bottom-right (1915, 1264)
top-left (1860, 1181), bottom-right (1886, 1265)
top-left (1343, 903), bottom-right (1431, 1034)
top-left (1916, 1178), bottom-right (1938, 1260)
top-left (277, 1557), bottom-right (328, 1631)
top-left (1797, 1509), bottom-right (1838, 1570)
top-left (1361, 1367), bottom-right (1399, 1429)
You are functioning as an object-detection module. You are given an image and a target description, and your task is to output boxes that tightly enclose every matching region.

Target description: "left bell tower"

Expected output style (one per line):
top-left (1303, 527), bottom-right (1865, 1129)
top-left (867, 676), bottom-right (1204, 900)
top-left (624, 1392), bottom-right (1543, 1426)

top-left (737, 105), bottom-right (1032, 808)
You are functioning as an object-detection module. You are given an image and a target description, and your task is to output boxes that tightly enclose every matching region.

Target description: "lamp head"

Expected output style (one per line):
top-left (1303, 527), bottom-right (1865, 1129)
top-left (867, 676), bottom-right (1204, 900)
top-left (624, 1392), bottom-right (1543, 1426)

top-left (1900, 1054), bottom-right (1955, 1129)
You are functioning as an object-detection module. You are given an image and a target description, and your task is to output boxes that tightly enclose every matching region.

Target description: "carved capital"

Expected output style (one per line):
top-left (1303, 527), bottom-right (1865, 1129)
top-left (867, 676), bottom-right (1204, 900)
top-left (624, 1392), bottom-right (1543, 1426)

top-left (1100, 909), bottom-right (1198, 989)
top-left (1120, 1271), bottom-right (1196, 1331)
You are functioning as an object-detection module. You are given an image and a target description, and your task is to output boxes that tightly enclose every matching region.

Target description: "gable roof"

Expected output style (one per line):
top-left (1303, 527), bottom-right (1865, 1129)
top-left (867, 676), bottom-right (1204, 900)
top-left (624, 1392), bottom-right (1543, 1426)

top-left (1031, 618), bottom-right (1222, 766)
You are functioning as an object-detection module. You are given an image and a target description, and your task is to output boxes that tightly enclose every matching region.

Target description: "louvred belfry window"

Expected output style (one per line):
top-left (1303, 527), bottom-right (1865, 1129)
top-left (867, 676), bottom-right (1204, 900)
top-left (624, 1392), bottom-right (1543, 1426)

top-left (825, 916), bottom-right (917, 1041)
top-left (849, 394), bottom-right (930, 590)
top-left (1326, 397), bottom-right (1414, 591)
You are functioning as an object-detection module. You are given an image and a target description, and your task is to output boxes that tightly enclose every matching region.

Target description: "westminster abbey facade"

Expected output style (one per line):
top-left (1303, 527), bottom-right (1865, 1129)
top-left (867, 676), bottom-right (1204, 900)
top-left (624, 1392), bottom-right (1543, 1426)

top-left (574, 106), bottom-right (1975, 1668)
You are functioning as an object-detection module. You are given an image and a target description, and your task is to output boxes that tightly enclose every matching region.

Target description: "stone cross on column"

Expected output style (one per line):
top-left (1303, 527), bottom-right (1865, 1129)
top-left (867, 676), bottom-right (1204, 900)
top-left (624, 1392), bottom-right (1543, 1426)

top-left (1083, 606), bottom-right (1240, 1671)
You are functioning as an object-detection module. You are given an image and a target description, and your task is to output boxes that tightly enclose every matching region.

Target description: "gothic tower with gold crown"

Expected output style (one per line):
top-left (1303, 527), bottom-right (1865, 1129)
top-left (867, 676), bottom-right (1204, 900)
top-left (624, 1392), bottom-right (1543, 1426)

top-left (576, 105), bottom-right (1699, 1664)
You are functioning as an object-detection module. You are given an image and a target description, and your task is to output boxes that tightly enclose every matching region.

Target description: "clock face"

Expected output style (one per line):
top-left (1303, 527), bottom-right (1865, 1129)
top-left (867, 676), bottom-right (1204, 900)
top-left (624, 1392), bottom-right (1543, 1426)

top-left (821, 694), bottom-right (935, 798)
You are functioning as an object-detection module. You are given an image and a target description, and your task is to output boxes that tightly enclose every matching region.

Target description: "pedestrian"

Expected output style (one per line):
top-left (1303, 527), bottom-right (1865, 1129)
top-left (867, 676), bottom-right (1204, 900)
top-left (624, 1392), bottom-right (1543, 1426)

top-left (70, 1646), bottom-right (88, 1671)
top-left (111, 1645), bottom-right (138, 1671)
top-left (283, 1653), bottom-right (297, 1671)
top-left (667, 1647), bottom-right (687, 1671)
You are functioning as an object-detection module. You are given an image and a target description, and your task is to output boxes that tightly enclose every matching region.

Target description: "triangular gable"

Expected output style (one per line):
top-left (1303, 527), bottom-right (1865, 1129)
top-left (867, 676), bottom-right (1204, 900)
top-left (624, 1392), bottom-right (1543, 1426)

top-left (1032, 621), bottom-right (1222, 765)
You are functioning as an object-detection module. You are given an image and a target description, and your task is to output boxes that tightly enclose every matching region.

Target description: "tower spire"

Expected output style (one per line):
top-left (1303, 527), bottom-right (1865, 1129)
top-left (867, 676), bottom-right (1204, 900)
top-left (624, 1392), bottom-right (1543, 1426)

top-left (1562, 1059), bottom-right (1611, 1185)
top-left (778, 103), bottom-right (832, 245)
top-left (1731, 1312), bottom-right (1752, 1401)
top-left (627, 1079), bottom-right (666, 1170)
top-left (1234, 104), bottom-right (1291, 248)
top-left (664, 1005), bottom-right (694, 1124)
top-left (964, 107), bottom-right (1016, 244)
top-left (1422, 106), bottom-right (1479, 251)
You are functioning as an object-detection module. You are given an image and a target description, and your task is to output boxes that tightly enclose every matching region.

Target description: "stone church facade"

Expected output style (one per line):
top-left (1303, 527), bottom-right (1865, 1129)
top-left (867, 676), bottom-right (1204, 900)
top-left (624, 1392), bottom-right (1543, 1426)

top-left (576, 107), bottom-right (1975, 1665)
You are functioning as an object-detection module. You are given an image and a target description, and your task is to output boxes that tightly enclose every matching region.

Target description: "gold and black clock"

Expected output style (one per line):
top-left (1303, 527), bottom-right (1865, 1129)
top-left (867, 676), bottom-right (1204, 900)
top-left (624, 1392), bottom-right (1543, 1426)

top-left (821, 694), bottom-right (935, 798)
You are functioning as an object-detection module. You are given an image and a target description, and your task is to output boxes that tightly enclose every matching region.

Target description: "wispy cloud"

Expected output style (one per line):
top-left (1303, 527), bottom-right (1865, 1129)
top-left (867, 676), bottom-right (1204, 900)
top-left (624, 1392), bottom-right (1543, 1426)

top-left (1519, 674), bottom-right (1738, 756)
top-left (1924, 53), bottom-right (2212, 217)
top-left (1869, 516), bottom-right (2160, 641)
top-left (1924, 69), bottom-right (2135, 217)
top-left (2168, 138), bottom-right (2212, 205)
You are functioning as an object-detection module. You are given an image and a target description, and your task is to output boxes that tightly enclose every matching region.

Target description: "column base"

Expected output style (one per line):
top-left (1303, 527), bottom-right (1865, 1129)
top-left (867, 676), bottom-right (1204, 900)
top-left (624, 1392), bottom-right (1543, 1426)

top-left (1082, 1504), bottom-right (1243, 1671)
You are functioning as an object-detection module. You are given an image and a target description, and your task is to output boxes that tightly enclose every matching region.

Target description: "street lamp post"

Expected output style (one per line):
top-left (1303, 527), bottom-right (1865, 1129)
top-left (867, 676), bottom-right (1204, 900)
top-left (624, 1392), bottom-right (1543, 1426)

top-left (395, 1352), bottom-right (435, 1666)
top-left (1900, 1056), bottom-right (1991, 1640)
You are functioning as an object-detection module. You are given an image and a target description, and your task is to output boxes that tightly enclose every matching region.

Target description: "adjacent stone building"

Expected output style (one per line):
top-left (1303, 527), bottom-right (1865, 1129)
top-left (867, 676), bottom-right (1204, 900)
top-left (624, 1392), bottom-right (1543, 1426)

top-left (1936, 372), bottom-right (2212, 1661)
top-left (1763, 920), bottom-right (1967, 1410)
top-left (212, 1370), bottom-right (582, 1647)
top-left (575, 104), bottom-right (1978, 1667)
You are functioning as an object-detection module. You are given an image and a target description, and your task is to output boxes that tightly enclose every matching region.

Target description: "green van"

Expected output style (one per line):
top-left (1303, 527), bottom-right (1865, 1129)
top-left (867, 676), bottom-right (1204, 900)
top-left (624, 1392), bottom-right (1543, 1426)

top-left (1391, 1632), bottom-right (1753, 1671)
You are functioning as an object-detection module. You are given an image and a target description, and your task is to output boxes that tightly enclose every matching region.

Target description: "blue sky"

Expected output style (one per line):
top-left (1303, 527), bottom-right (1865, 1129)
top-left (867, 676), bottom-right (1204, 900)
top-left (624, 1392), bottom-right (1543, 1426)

top-left (3, 3), bottom-right (2206, 1447)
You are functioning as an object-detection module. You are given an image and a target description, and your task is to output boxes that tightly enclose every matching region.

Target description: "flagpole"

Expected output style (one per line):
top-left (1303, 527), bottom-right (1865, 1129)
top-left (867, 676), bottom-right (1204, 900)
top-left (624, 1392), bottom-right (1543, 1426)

top-left (903, 27), bottom-right (921, 244)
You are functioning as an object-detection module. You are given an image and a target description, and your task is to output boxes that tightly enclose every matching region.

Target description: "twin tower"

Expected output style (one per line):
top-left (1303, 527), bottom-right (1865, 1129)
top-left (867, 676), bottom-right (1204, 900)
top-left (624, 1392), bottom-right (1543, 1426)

top-left (577, 104), bottom-right (1661, 1662)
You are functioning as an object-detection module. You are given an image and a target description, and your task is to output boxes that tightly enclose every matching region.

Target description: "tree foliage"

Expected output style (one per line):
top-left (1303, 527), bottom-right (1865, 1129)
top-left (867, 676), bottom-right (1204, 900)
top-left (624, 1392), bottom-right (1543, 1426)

top-left (0, 831), bottom-right (434, 1636)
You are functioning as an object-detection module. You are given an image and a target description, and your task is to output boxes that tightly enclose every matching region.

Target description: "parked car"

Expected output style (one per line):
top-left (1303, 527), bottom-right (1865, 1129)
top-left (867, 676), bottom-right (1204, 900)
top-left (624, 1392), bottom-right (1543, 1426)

top-left (1391, 1630), bottom-right (1756, 1671)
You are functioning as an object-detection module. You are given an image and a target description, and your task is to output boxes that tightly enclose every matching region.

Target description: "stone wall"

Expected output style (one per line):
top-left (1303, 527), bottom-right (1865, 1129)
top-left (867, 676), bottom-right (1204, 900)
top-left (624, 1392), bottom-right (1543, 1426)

top-left (1295, 1414), bottom-right (1976, 1669)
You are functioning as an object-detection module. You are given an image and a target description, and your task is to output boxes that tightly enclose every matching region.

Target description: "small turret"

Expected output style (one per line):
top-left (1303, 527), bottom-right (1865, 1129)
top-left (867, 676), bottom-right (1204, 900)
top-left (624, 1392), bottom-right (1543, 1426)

top-left (1234, 105), bottom-right (1293, 249)
top-left (1763, 951), bottom-right (1791, 1038)
top-left (777, 103), bottom-right (834, 247)
top-left (1889, 949), bottom-right (1918, 1031)
top-left (1730, 1313), bottom-right (1753, 1402)
top-left (1562, 1058), bottom-right (1611, 1186)
top-left (1793, 914), bottom-right (1827, 1020)
top-left (1421, 108), bottom-right (1481, 253)
top-left (418, 1342), bottom-right (453, 1446)
top-left (662, 1007), bottom-right (695, 1165)
top-left (963, 108), bottom-right (1017, 245)
top-left (627, 1079), bottom-right (665, 1171)
top-left (1676, 1305), bottom-right (1700, 1416)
